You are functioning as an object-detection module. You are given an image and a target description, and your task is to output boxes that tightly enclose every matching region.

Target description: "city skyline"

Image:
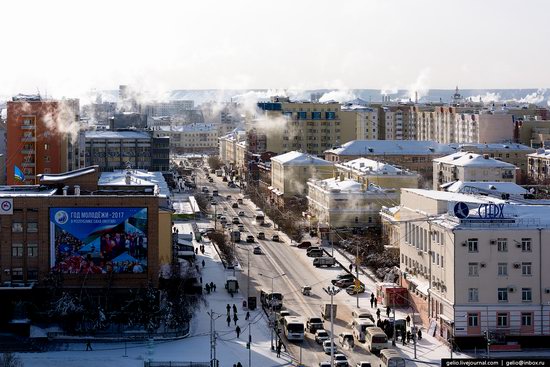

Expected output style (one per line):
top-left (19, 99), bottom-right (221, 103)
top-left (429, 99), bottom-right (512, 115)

top-left (1, 0), bottom-right (549, 100)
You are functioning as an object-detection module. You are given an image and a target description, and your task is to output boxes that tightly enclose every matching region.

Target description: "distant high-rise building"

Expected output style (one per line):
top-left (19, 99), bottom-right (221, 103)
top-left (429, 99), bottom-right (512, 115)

top-left (6, 95), bottom-right (70, 184)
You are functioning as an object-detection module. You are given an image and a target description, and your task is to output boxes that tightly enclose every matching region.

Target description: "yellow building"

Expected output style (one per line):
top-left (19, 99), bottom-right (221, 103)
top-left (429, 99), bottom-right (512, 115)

top-left (335, 157), bottom-right (419, 190)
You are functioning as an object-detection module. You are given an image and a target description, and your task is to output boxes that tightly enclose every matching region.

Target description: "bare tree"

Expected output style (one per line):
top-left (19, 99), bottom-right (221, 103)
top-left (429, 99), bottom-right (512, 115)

top-left (0, 353), bottom-right (23, 367)
top-left (207, 230), bottom-right (236, 266)
top-left (207, 156), bottom-right (223, 170)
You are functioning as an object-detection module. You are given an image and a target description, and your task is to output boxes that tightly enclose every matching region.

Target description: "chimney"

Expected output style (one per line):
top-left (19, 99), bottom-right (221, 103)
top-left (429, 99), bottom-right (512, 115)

top-left (62, 186), bottom-right (69, 196)
top-left (74, 185), bottom-right (80, 196)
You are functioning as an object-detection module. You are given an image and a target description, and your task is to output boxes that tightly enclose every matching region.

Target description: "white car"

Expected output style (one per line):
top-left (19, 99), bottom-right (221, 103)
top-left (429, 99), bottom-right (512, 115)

top-left (333, 354), bottom-right (349, 367)
top-left (356, 362), bottom-right (372, 367)
top-left (322, 340), bottom-right (337, 355)
top-left (315, 329), bottom-right (330, 344)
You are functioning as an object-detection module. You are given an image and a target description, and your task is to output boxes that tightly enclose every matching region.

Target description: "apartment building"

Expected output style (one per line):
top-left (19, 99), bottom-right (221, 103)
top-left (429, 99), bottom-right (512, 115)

top-left (340, 103), bottom-right (379, 140)
top-left (85, 131), bottom-right (153, 171)
top-left (144, 100), bottom-right (194, 118)
top-left (527, 149), bottom-right (550, 183)
top-left (335, 157), bottom-right (419, 190)
top-left (381, 189), bottom-right (550, 348)
top-left (307, 177), bottom-right (398, 229)
top-left (384, 105), bottom-right (416, 140)
top-left (218, 129), bottom-right (246, 168)
top-left (325, 140), bottom-right (456, 181)
top-left (6, 95), bottom-right (72, 184)
top-left (433, 152), bottom-right (517, 190)
top-left (270, 151), bottom-right (334, 205)
top-left (153, 123), bottom-right (218, 153)
top-left (515, 119), bottom-right (550, 148)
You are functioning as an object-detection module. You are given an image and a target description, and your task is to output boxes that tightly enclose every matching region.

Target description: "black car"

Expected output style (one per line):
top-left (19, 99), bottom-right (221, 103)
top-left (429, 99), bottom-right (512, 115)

top-left (331, 273), bottom-right (355, 285)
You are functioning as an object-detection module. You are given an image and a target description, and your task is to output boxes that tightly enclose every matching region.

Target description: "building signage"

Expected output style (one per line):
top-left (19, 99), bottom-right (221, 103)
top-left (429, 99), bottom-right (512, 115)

top-left (453, 201), bottom-right (513, 223)
top-left (453, 202), bottom-right (469, 219)
top-left (477, 203), bottom-right (505, 219)
top-left (0, 199), bottom-right (13, 215)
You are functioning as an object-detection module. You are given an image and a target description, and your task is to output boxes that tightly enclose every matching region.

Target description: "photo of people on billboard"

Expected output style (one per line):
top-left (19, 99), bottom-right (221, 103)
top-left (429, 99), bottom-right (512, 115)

top-left (50, 207), bottom-right (148, 274)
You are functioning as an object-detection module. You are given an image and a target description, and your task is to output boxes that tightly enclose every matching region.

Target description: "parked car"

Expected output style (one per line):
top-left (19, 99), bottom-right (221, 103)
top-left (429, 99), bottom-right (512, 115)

top-left (322, 340), bottom-right (337, 355)
top-left (338, 332), bottom-right (354, 347)
top-left (315, 329), bottom-right (330, 344)
top-left (229, 182), bottom-right (237, 188)
top-left (238, 211), bottom-right (245, 216)
top-left (295, 241), bottom-right (312, 249)
top-left (201, 186), bottom-right (209, 193)
top-left (208, 178), bottom-right (214, 183)
top-left (331, 273), bottom-right (355, 285)
top-left (346, 284), bottom-right (365, 295)
top-left (232, 203), bottom-right (239, 208)
top-left (253, 246), bottom-right (262, 254)
top-left (237, 198), bottom-right (243, 204)
top-left (333, 353), bottom-right (349, 367)
top-left (335, 278), bottom-right (356, 288)
top-left (272, 234), bottom-right (280, 242)
top-left (216, 213), bottom-right (222, 219)
top-left (246, 235), bottom-right (255, 243)
top-left (226, 195), bottom-right (232, 199)
top-left (257, 232), bottom-right (265, 240)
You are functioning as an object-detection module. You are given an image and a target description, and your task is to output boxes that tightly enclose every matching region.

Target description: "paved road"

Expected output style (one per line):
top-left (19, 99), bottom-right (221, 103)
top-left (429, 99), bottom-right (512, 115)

top-left (193, 165), bottom-right (380, 367)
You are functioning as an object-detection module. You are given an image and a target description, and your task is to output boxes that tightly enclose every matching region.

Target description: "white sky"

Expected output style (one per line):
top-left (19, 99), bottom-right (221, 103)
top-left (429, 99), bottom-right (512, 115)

top-left (1, 0), bottom-right (549, 99)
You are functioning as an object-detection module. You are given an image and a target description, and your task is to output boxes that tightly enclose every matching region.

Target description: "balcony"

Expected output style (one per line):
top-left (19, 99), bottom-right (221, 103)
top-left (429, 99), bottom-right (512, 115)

top-left (21, 136), bottom-right (36, 142)
top-left (21, 124), bottom-right (35, 130)
top-left (21, 162), bottom-right (35, 167)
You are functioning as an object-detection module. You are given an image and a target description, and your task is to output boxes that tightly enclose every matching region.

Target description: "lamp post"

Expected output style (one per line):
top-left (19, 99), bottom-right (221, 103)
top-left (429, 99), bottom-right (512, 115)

top-left (259, 272), bottom-right (286, 351)
top-left (323, 285), bottom-right (341, 367)
top-left (237, 245), bottom-right (252, 367)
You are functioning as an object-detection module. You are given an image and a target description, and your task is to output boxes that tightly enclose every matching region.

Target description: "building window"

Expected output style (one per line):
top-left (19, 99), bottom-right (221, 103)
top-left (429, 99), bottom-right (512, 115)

top-left (497, 288), bottom-right (508, 302)
top-left (522, 262), bottom-right (532, 276)
top-left (468, 288), bottom-right (479, 302)
top-left (44, 143), bottom-right (50, 151)
top-left (521, 238), bottom-right (532, 252)
top-left (467, 313), bottom-right (479, 327)
top-left (27, 269), bottom-right (38, 281)
top-left (497, 313), bottom-right (509, 327)
top-left (28, 243), bottom-right (38, 257)
top-left (521, 313), bottom-right (532, 326)
top-left (468, 238), bottom-right (478, 252)
top-left (12, 244), bottom-right (23, 257)
top-left (297, 111), bottom-right (307, 119)
top-left (312, 111), bottom-right (321, 120)
top-left (325, 112), bottom-right (336, 120)
top-left (441, 255), bottom-right (444, 268)
top-left (498, 263), bottom-right (508, 276)
top-left (468, 262), bottom-right (479, 277)
top-left (522, 288), bottom-right (532, 302)
top-left (12, 223), bottom-right (23, 232)
top-left (497, 238), bottom-right (508, 252)
top-left (44, 156), bottom-right (51, 162)
top-left (27, 222), bottom-right (38, 232)
top-left (11, 268), bottom-right (23, 282)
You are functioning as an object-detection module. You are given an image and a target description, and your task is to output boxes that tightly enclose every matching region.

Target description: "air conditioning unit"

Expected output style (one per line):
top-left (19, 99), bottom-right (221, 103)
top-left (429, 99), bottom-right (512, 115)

top-left (480, 262), bottom-right (487, 268)
top-left (417, 250), bottom-right (423, 256)
top-left (462, 242), bottom-right (467, 247)
top-left (516, 243), bottom-right (522, 248)
top-left (513, 263), bottom-right (521, 269)
top-left (490, 240), bottom-right (496, 245)
top-left (509, 287), bottom-right (516, 293)
top-left (545, 288), bottom-right (550, 294)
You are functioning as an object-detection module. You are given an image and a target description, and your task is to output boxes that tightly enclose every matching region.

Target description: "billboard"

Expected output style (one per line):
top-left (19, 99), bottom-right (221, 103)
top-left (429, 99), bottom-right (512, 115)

top-left (50, 207), bottom-right (148, 274)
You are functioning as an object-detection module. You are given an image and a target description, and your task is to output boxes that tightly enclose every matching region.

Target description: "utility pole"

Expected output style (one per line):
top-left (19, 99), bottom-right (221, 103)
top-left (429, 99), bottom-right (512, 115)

top-left (323, 286), bottom-right (341, 367)
top-left (207, 310), bottom-right (222, 367)
top-left (248, 321), bottom-right (252, 367)
top-left (259, 272), bottom-right (285, 351)
top-left (355, 243), bottom-right (360, 309)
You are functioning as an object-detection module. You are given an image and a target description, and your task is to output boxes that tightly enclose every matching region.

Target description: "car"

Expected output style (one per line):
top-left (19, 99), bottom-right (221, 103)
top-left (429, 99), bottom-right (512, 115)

top-left (322, 340), bottom-right (337, 355)
top-left (253, 246), bottom-right (262, 255)
top-left (232, 217), bottom-right (240, 224)
top-left (222, 176), bottom-right (228, 182)
top-left (331, 273), bottom-right (355, 285)
top-left (208, 178), bottom-right (214, 183)
top-left (306, 317), bottom-right (324, 333)
top-left (333, 354), bottom-right (349, 367)
top-left (237, 198), bottom-right (243, 204)
top-left (220, 216), bottom-right (227, 224)
top-left (338, 332), bottom-right (354, 347)
top-left (346, 284), bottom-right (365, 295)
top-left (335, 278), bottom-right (356, 288)
top-left (238, 224), bottom-right (245, 231)
top-left (257, 232), bottom-right (265, 240)
top-left (216, 213), bottom-right (222, 219)
top-left (201, 186), bottom-right (208, 192)
top-left (272, 234), bottom-right (280, 242)
top-left (356, 362), bottom-right (372, 367)
top-left (315, 329), bottom-right (330, 344)
top-left (226, 195), bottom-right (232, 199)
top-left (319, 363), bottom-right (331, 367)
top-left (232, 203), bottom-right (239, 208)
top-left (277, 310), bottom-right (291, 325)
top-left (296, 241), bottom-right (312, 249)
top-left (210, 169), bottom-right (215, 174)
top-left (228, 182), bottom-right (237, 188)
top-left (246, 235), bottom-right (255, 243)
top-left (238, 211), bottom-right (245, 217)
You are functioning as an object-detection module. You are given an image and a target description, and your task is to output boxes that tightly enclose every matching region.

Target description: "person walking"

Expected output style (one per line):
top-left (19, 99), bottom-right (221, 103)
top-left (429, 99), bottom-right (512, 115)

top-left (236, 325), bottom-right (241, 338)
top-left (202, 259), bottom-right (206, 268)
top-left (200, 276), bottom-right (203, 284)
top-left (406, 315), bottom-right (411, 326)
top-left (376, 308), bottom-right (381, 319)
top-left (210, 281), bottom-right (214, 291)
top-left (205, 283), bottom-right (211, 294)
top-left (226, 315), bottom-right (231, 327)
top-left (370, 293), bottom-right (374, 308)
top-left (195, 248), bottom-right (198, 255)
top-left (386, 305), bottom-right (391, 318)
top-left (226, 304), bottom-right (231, 315)
top-left (276, 342), bottom-right (281, 358)
top-left (236, 362), bottom-right (242, 367)
top-left (406, 330), bottom-right (411, 343)
top-left (213, 283), bottom-right (217, 292)
top-left (349, 263), bottom-right (353, 272)
top-left (86, 340), bottom-right (92, 351)
top-left (233, 313), bottom-right (239, 326)
top-left (233, 304), bottom-right (237, 314)
top-left (417, 329), bottom-right (422, 340)
top-left (245, 311), bottom-right (250, 321)
top-left (374, 296), bottom-right (378, 308)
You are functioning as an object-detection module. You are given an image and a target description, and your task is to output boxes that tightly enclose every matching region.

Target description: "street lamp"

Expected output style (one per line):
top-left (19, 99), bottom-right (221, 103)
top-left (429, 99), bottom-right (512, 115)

top-left (259, 272), bottom-right (286, 350)
top-left (237, 246), bottom-right (252, 367)
top-left (323, 285), bottom-right (341, 367)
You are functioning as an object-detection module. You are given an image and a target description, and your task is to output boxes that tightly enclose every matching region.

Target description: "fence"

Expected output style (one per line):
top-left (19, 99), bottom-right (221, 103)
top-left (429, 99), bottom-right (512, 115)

top-left (144, 362), bottom-right (210, 367)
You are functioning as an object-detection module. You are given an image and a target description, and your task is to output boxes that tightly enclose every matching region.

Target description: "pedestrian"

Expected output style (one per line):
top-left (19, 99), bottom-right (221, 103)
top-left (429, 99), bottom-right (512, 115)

top-left (386, 305), bottom-right (391, 318)
top-left (202, 259), bottom-right (206, 268)
top-left (195, 248), bottom-right (198, 254)
top-left (245, 311), bottom-right (250, 321)
top-left (205, 284), bottom-right (211, 294)
top-left (349, 263), bottom-right (353, 272)
top-left (210, 281), bottom-right (214, 291)
top-left (213, 283), bottom-right (216, 291)
top-left (406, 330), bottom-right (411, 343)
top-left (233, 304), bottom-right (237, 314)
top-left (201, 245), bottom-right (205, 254)
top-left (200, 276), bottom-right (203, 284)
top-left (376, 308), bottom-right (381, 319)
top-left (370, 293), bottom-right (375, 308)
top-left (374, 297), bottom-right (378, 308)
top-left (233, 313), bottom-right (239, 326)
top-left (86, 340), bottom-right (92, 351)
top-left (227, 315), bottom-right (231, 327)
top-left (236, 325), bottom-right (241, 338)
top-left (236, 363), bottom-right (242, 367)
top-left (377, 319), bottom-right (382, 328)
top-left (276, 343), bottom-right (281, 358)
top-left (406, 315), bottom-right (411, 326)
top-left (195, 264), bottom-right (200, 273)
top-left (417, 329), bottom-right (422, 340)
top-left (226, 304), bottom-right (231, 314)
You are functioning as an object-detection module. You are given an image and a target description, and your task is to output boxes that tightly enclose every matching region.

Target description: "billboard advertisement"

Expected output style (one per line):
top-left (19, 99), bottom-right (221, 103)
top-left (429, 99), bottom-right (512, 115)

top-left (50, 207), bottom-right (148, 274)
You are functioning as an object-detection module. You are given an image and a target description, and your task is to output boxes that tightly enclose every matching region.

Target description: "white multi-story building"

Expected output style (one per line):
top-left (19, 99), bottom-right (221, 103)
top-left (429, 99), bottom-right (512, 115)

top-left (145, 100), bottom-right (194, 117)
top-left (433, 152), bottom-right (517, 190)
top-left (335, 157), bottom-right (419, 190)
top-left (218, 129), bottom-right (246, 167)
top-left (381, 188), bottom-right (550, 347)
top-left (152, 123), bottom-right (218, 153)
top-left (527, 149), bottom-right (550, 183)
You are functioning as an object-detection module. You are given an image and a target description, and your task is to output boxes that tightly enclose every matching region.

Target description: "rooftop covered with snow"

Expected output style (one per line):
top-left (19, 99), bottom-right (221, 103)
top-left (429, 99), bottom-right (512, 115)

top-left (434, 151), bottom-right (517, 168)
top-left (85, 130), bottom-right (151, 140)
top-left (271, 151), bottom-right (333, 166)
top-left (99, 169), bottom-right (169, 197)
top-left (308, 177), bottom-right (395, 194)
top-left (444, 181), bottom-right (528, 195)
top-left (336, 157), bottom-right (416, 176)
top-left (325, 140), bottom-right (456, 156)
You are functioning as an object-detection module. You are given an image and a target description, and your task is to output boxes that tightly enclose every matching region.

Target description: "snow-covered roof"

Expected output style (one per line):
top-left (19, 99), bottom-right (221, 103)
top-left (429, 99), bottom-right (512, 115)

top-left (434, 152), bottom-right (516, 168)
top-left (309, 177), bottom-right (395, 194)
top-left (341, 104), bottom-right (376, 112)
top-left (0, 186), bottom-right (57, 197)
top-left (527, 149), bottom-right (550, 158)
top-left (85, 131), bottom-right (151, 139)
top-left (403, 188), bottom-right (503, 205)
top-left (450, 143), bottom-right (535, 152)
top-left (38, 166), bottom-right (98, 183)
top-left (271, 151), bottom-right (333, 166)
top-left (325, 140), bottom-right (456, 156)
top-left (99, 169), bottom-right (169, 197)
top-left (336, 157), bottom-right (415, 176)
top-left (445, 181), bottom-right (528, 195)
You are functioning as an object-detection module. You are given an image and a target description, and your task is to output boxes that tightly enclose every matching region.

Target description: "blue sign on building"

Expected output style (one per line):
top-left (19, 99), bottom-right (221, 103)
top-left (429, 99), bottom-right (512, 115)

top-left (453, 202), bottom-right (470, 219)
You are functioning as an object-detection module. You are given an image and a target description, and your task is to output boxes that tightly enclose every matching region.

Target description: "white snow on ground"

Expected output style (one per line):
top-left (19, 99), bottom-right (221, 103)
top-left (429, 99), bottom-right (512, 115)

top-left (18, 226), bottom-right (292, 367)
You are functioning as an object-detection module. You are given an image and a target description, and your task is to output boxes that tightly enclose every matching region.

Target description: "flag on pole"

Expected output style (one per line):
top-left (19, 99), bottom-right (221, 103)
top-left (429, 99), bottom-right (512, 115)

top-left (14, 165), bottom-right (25, 182)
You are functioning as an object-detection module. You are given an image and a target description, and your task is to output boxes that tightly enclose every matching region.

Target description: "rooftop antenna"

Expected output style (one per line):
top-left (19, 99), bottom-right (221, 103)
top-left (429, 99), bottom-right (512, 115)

top-left (36, 87), bottom-right (41, 99)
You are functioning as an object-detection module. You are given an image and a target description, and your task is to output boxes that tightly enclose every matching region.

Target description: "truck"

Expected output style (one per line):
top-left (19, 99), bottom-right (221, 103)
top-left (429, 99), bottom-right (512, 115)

top-left (230, 230), bottom-right (241, 242)
top-left (215, 169), bottom-right (223, 177)
top-left (321, 303), bottom-right (337, 320)
top-left (313, 256), bottom-right (336, 267)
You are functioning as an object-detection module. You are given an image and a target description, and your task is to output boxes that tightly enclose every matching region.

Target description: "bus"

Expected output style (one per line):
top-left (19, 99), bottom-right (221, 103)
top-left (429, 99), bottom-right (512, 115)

top-left (365, 326), bottom-right (388, 353)
top-left (380, 349), bottom-right (406, 367)
top-left (255, 212), bottom-right (265, 226)
top-left (260, 290), bottom-right (283, 311)
top-left (283, 316), bottom-right (305, 341)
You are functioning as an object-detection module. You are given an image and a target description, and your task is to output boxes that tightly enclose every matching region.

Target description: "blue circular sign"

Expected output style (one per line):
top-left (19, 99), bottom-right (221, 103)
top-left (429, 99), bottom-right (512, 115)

top-left (1, 200), bottom-right (11, 212)
top-left (453, 202), bottom-right (469, 219)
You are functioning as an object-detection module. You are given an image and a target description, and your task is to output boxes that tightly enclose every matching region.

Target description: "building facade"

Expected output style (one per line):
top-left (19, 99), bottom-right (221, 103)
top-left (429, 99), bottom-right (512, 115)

top-left (335, 157), bottom-right (419, 190)
top-left (527, 149), bottom-right (550, 183)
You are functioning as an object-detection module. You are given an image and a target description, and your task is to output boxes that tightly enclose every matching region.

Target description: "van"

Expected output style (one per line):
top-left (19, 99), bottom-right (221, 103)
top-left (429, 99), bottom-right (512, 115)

top-left (364, 327), bottom-right (388, 353)
top-left (351, 309), bottom-right (375, 323)
top-left (379, 349), bottom-right (406, 367)
top-left (313, 257), bottom-right (336, 267)
top-left (350, 318), bottom-right (375, 342)
top-left (307, 248), bottom-right (324, 258)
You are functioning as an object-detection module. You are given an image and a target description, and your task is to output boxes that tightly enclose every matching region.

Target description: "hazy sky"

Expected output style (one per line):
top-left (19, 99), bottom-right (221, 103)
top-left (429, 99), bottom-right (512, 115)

top-left (1, 0), bottom-right (549, 99)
